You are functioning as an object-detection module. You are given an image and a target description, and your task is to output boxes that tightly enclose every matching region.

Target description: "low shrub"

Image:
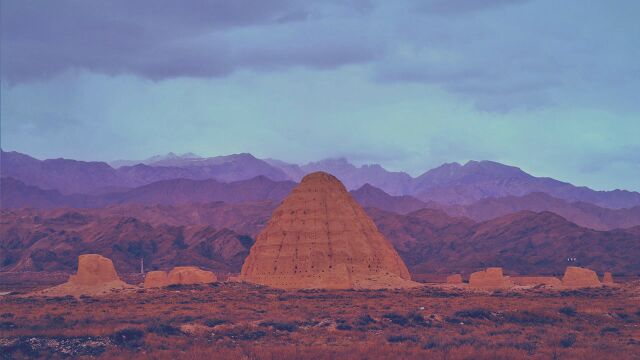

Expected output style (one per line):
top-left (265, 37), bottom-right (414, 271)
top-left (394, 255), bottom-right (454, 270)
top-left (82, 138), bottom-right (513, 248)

top-left (259, 321), bottom-right (298, 332)
top-left (423, 338), bottom-right (440, 349)
top-left (558, 306), bottom-right (577, 317)
top-left (336, 324), bottom-right (352, 331)
top-left (503, 311), bottom-right (558, 325)
top-left (46, 315), bottom-right (66, 327)
top-left (146, 323), bottom-right (182, 337)
top-left (513, 341), bottom-right (537, 355)
top-left (600, 327), bottom-right (620, 335)
top-left (219, 327), bottom-right (267, 341)
top-left (1, 337), bottom-right (40, 357)
top-left (488, 328), bottom-right (521, 336)
top-left (450, 337), bottom-right (480, 347)
top-left (45, 295), bottom-right (77, 303)
top-left (110, 328), bottom-right (145, 349)
top-left (387, 335), bottom-right (418, 343)
top-left (171, 315), bottom-right (197, 323)
top-left (354, 314), bottom-right (376, 326)
top-left (560, 333), bottom-right (577, 348)
top-left (615, 312), bottom-right (630, 320)
top-left (455, 308), bottom-right (494, 320)
top-left (203, 318), bottom-right (228, 327)
top-left (382, 313), bottom-right (409, 326)
top-left (407, 311), bottom-right (428, 326)
top-left (0, 321), bottom-right (16, 330)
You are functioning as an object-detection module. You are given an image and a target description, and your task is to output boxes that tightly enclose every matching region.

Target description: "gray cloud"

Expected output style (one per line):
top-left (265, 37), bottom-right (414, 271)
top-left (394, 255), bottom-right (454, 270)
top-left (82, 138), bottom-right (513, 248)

top-left (0, 0), bottom-right (376, 82)
top-left (579, 145), bottom-right (640, 173)
top-left (372, 1), bottom-right (640, 111)
top-left (2, 0), bottom-right (639, 114)
top-left (418, 0), bottom-right (530, 14)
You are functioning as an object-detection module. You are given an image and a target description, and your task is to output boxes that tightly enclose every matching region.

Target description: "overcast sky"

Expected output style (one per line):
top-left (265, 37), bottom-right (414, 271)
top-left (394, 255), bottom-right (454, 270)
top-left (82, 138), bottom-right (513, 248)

top-left (1, 0), bottom-right (639, 190)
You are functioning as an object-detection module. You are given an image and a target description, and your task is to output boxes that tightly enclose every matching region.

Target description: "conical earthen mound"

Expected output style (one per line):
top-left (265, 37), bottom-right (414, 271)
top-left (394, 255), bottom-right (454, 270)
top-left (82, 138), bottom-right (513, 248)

top-left (239, 172), bottom-right (417, 289)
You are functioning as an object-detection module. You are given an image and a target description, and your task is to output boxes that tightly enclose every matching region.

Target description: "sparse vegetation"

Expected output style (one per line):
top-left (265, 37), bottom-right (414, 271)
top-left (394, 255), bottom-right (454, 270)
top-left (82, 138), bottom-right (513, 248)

top-left (259, 321), bottom-right (298, 332)
top-left (203, 318), bottom-right (229, 327)
top-left (110, 328), bottom-right (145, 349)
top-left (455, 308), bottom-right (494, 320)
top-left (0, 321), bottom-right (16, 329)
top-left (503, 310), bottom-right (559, 325)
top-left (559, 333), bottom-right (577, 348)
top-left (600, 326), bottom-right (620, 335)
top-left (354, 314), bottom-right (376, 328)
top-left (216, 326), bottom-right (267, 341)
top-left (382, 312), bottom-right (409, 326)
top-left (0, 282), bottom-right (637, 359)
top-left (146, 323), bottom-right (182, 337)
top-left (558, 306), bottom-right (577, 317)
top-left (387, 335), bottom-right (418, 343)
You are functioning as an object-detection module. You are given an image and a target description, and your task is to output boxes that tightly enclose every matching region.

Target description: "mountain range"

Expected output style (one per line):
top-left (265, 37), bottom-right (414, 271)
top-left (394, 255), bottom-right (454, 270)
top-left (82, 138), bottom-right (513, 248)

top-left (3, 150), bottom-right (640, 209)
top-left (4, 148), bottom-right (640, 231)
top-left (0, 150), bottom-right (291, 195)
top-left (3, 204), bottom-right (638, 275)
top-left (2, 149), bottom-right (640, 275)
top-left (5, 175), bottom-right (640, 231)
top-left (366, 208), bottom-right (640, 275)
top-left (0, 208), bottom-right (253, 274)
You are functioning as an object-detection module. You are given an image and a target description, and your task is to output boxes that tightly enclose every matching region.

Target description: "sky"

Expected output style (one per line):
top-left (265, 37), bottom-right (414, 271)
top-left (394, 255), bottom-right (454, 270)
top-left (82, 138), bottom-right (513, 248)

top-left (1, 0), bottom-right (639, 191)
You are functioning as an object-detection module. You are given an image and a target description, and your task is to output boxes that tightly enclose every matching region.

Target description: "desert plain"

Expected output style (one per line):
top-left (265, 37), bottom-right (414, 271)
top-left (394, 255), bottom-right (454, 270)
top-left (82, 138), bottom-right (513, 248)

top-left (1, 277), bottom-right (639, 359)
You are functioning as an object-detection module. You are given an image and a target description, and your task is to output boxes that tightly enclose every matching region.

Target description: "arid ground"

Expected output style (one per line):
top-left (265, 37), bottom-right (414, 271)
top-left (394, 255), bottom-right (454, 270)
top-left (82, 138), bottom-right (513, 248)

top-left (1, 279), bottom-right (639, 359)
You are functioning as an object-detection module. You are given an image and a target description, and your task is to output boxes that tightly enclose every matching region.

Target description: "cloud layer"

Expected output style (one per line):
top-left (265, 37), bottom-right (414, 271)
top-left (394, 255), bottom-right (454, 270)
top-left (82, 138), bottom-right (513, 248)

top-left (3, 0), bottom-right (639, 111)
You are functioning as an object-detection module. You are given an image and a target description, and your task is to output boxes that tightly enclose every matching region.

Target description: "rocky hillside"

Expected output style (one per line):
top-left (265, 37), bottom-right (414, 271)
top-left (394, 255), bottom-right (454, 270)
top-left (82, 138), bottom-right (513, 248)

top-left (3, 204), bottom-right (638, 276)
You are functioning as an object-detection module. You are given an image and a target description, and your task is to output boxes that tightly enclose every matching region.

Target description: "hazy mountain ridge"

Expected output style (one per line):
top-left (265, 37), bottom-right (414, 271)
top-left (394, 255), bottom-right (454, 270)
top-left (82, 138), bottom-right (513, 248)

top-left (109, 152), bottom-right (202, 168)
top-left (411, 160), bottom-right (640, 208)
top-left (1, 150), bottom-right (290, 194)
top-left (4, 175), bottom-right (640, 231)
top-left (3, 150), bottom-right (640, 209)
top-left (0, 176), bottom-right (295, 209)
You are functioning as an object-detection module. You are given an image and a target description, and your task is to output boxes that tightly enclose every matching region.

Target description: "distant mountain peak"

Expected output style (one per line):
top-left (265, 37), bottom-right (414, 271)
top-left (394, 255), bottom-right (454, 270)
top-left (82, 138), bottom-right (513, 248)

top-left (145, 152), bottom-right (202, 163)
top-left (352, 183), bottom-right (388, 196)
top-left (228, 152), bottom-right (258, 160)
top-left (463, 160), bottom-right (525, 173)
top-left (307, 157), bottom-right (352, 167)
top-left (357, 183), bottom-right (379, 191)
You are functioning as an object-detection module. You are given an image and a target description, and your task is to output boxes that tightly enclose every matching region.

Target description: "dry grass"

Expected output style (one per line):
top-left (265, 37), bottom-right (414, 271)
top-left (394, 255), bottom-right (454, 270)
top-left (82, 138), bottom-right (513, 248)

top-left (1, 281), bottom-right (639, 359)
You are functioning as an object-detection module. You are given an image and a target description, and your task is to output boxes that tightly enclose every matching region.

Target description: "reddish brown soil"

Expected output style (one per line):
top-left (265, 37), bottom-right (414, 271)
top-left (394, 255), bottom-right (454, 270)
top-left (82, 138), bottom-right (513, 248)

top-left (1, 282), bottom-right (638, 359)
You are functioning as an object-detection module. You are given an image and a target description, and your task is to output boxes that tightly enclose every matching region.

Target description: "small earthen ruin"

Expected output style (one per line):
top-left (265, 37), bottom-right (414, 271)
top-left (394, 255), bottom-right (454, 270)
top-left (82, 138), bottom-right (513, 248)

top-left (144, 266), bottom-right (217, 288)
top-left (40, 254), bottom-right (133, 296)
top-left (602, 271), bottom-right (614, 285)
top-left (469, 267), bottom-right (513, 289)
top-left (561, 266), bottom-right (601, 288)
